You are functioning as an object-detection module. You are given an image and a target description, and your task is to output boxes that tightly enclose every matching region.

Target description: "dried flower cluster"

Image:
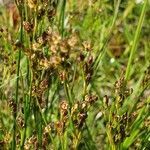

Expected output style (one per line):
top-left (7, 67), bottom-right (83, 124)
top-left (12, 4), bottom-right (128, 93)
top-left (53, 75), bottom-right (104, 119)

top-left (23, 94), bottom-right (98, 149)
top-left (0, 0), bottom-right (149, 149)
top-left (102, 76), bottom-right (134, 144)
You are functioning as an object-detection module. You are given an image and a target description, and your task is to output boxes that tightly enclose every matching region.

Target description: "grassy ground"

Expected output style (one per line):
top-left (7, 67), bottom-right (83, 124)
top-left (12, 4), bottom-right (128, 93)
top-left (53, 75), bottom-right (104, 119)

top-left (0, 0), bottom-right (150, 149)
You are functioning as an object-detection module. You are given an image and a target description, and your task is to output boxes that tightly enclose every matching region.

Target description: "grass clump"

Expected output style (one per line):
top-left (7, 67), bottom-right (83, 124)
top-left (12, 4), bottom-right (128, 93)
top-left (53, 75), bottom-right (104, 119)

top-left (0, 0), bottom-right (150, 149)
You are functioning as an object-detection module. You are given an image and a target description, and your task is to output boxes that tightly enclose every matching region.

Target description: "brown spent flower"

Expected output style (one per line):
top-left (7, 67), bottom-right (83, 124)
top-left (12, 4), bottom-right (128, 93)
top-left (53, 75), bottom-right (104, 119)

top-left (85, 94), bottom-right (98, 105)
top-left (103, 95), bottom-right (109, 108)
top-left (55, 121), bottom-right (64, 135)
top-left (71, 102), bottom-right (79, 115)
top-left (47, 7), bottom-right (56, 21)
top-left (59, 100), bottom-right (68, 117)
top-left (16, 115), bottom-right (24, 128)
top-left (24, 135), bottom-right (37, 150)
top-left (8, 99), bottom-right (17, 114)
top-left (77, 112), bottom-right (87, 128)
top-left (59, 71), bottom-right (66, 83)
top-left (82, 41), bottom-right (92, 51)
top-left (50, 56), bottom-right (61, 68)
top-left (39, 58), bottom-right (50, 69)
top-left (37, 6), bottom-right (45, 20)
top-left (44, 124), bottom-right (51, 134)
top-left (23, 21), bottom-right (34, 33)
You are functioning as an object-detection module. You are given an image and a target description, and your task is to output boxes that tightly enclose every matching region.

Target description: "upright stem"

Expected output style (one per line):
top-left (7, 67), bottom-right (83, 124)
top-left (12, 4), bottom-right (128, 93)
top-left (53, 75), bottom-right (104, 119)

top-left (59, 0), bottom-right (66, 37)
top-left (125, 0), bottom-right (148, 81)
top-left (93, 0), bottom-right (121, 73)
top-left (12, 3), bottom-right (23, 150)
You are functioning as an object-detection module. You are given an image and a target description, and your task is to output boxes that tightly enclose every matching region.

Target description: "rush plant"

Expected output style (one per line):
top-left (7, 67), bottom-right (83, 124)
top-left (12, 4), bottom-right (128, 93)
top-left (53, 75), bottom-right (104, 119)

top-left (0, 0), bottom-right (149, 150)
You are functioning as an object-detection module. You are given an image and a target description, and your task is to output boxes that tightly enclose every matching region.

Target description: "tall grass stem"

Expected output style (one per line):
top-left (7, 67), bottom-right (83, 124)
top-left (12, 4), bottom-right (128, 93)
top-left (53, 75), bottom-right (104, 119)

top-left (125, 0), bottom-right (148, 80)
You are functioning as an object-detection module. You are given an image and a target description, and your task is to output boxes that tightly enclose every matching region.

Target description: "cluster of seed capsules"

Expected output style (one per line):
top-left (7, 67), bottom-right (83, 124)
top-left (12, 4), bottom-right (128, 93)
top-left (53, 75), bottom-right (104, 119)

top-left (23, 94), bottom-right (98, 149)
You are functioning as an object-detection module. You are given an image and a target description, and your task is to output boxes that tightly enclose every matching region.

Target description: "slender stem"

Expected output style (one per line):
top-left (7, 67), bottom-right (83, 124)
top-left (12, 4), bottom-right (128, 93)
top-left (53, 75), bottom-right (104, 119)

top-left (64, 80), bottom-right (72, 106)
top-left (19, 70), bottom-right (26, 149)
top-left (125, 0), bottom-right (148, 81)
top-left (12, 3), bottom-right (23, 150)
top-left (93, 0), bottom-right (121, 73)
top-left (59, 0), bottom-right (66, 37)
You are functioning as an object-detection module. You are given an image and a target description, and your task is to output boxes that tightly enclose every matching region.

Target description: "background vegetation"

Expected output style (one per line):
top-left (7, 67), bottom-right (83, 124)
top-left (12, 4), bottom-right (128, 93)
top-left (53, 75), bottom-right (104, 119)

top-left (0, 0), bottom-right (150, 149)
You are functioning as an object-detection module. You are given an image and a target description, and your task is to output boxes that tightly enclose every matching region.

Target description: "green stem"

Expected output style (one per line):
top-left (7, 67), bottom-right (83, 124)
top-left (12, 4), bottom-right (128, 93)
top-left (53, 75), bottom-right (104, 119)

top-left (64, 80), bottom-right (72, 106)
top-left (93, 0), bottom-right (121, 74)
top-left (125, 0), bottom-right (148, 81)
top-left (59, 0), bottom-right (66, 37)
top-left (12, 3), bottom-right (23, 150)
top-left (19, 70), bottom-right (26, 149)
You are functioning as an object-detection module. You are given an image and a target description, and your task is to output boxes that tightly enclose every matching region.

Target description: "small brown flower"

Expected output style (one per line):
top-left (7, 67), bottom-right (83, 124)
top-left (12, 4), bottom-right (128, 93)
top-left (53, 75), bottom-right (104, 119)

top-left (55, 121), bottom-right (64, 135)
top-left (8, 99), bottom-right (17, 114)
top-left (68, 34), bottom-right (78, 47)
top-left (81, 102), bottom-right (87, 109)
top-left (39, 58), bottom-right (50, 69)
top-left (44, 124), bottom-right (51, 134)
top-left (71, 102), bottom-right (79, 115)
top-left (77, 112), bottom-right (87, 128)
top-left (50, 56), bottom-right (61, 68)
top-left (16, 115), bottom-right (24, 128)
top-left (103, 95), bottom-right (109, 108)
top-left (37, 6), bottom-right (45, 20)
top-left (47, 7), bottom-right (56, 21)
top-left (82, 41), bottom-right (92, 51)
top-left (85, 94), bottom-right (98, 104)
top-left (59, 71), bottom-right (66, 83)
top-left (23, 21), bottom-right (34, 33)
top-left (59, 100), bottom-right (68, 117)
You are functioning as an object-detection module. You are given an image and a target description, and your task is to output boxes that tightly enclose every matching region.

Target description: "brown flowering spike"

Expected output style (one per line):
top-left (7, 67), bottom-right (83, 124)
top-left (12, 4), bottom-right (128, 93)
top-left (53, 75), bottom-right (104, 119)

top-left (37, 6), bottom-right (45, 20)
top-left (16, 115), bottom-right (24, 128)
top-left (85, 94), bottom-right (98, 104)
top-left (39, 79), bottom-right (48, 90)
top-left (44, 124), bottom-right (51, 134)
top-left (8, 99), bottom-right (17, 114)
top-left (68, 34), bottom-right (78, 47)
top-left (71, 102), bottom-right (79, 115)
top-left (24, 135), bottom-right (37, 150)
top-left (41, 31), bottom-right (49, 45)
top-left (82, 41), bottom-right (92, 51)
top-left (103, 95), bottom-right (109, 108)
top-left (59, 71), bottom-right (66, 83)
top-left (59, 100), bottom-right (68, 117)
top-left (60, 39), bottom-right (70, 54)
top-left (78, 53), bottom-right (85, 62)
top-left (114, 76), bottom-right (125, 93)
top-left (47, 7), bottom-right (56, 21)
top-left (116, 94), bottom-right (125, 107)
top-left (87, 55), bottom-right (93, 65)
top-left (81, 101), bottom-right (87, 110)
top-left (23, 21), bottom-right (34, 33)
top-left (51, 31), bottom-right (61, 45)
top-left (77, 112), bottom-right (87, 128)
top-left (114, 75), bottom-right (133, 100)
top-left (55, 121), bottom-right (64, 135)
top-left (50, 56), bottom-right (61, 68)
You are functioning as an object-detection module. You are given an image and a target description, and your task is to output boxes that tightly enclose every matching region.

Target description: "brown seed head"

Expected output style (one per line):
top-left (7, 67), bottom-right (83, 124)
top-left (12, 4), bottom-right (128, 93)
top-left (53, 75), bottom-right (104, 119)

top-left (23, 21), bottom-right (34, 33)
top-left (82, 41), bottom-right (92, 51)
